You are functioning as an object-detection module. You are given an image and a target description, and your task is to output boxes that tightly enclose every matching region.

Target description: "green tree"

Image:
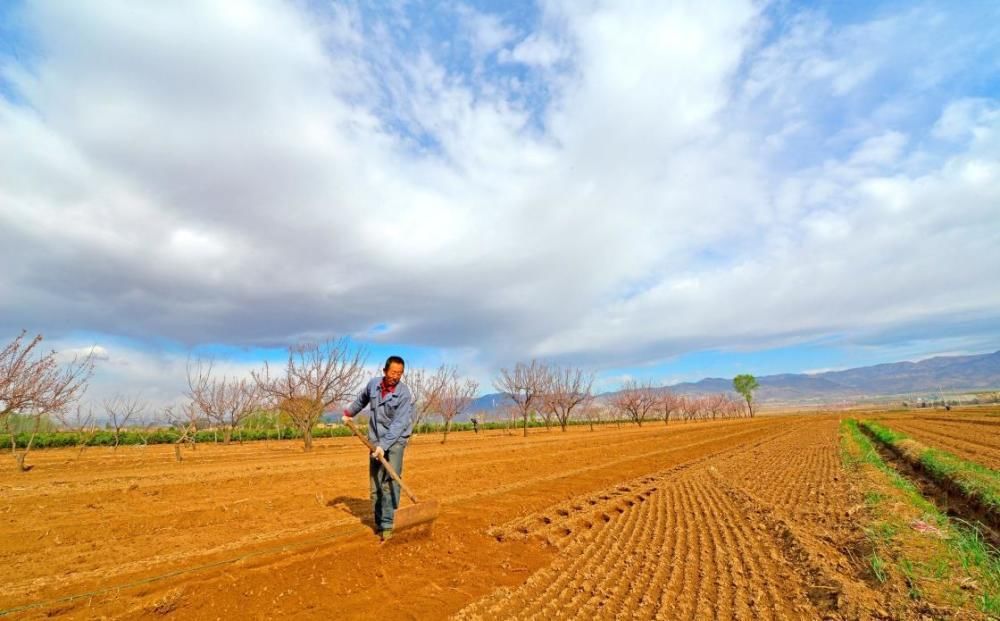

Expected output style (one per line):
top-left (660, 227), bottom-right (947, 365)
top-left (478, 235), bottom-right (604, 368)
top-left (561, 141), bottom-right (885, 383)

top-left (733, 374), bottom-right (759, 418)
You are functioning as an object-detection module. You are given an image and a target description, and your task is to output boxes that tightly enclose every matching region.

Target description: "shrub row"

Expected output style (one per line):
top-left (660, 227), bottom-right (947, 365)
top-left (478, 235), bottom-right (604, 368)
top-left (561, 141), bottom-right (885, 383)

top-left (0, 425), bottom-right (364, 449)
top-left (2, 414), bottom-right (677, 450)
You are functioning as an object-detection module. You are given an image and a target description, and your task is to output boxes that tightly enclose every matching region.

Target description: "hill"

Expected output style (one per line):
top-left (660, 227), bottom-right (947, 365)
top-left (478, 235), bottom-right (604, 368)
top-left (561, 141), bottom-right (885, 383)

top-left (464, 350), bottom-right (1000, 414)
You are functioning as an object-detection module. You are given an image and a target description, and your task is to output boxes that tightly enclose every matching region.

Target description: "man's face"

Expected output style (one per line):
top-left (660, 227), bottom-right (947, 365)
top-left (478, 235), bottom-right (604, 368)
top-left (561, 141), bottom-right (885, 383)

top-left (384, 362), bottom-right (404, 387)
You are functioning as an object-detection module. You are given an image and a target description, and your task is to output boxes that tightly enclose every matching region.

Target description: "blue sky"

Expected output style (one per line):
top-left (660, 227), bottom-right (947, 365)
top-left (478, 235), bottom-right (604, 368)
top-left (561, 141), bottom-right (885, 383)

top-left (1, 0), bottom-right (998, 404)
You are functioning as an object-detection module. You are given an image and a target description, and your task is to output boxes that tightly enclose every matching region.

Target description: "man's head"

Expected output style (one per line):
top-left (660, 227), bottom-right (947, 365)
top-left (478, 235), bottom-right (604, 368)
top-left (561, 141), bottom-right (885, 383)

top-left (383, 355), bottom-right (405, 387)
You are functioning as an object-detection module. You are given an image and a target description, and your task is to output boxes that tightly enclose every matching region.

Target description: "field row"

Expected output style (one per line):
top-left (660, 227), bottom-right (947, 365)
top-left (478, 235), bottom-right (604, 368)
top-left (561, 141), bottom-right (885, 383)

top-left (0, 418), bottom-right (787, 618)
top-left (8, 414), bottom-right (991, 619)
top-left (457, 419), bottom-right (884, 620)
top-left (875, 415), bottom-right (1000, 470)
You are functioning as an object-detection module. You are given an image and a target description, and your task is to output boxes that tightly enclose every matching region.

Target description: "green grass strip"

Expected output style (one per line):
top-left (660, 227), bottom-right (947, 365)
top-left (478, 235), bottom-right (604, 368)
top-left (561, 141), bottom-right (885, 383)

top-left (859, 420), bottom-right (908, 444)
top-left (846, 420), bottom-right (939, 517)
top-left (920, 448), bottom-right (1000, 516)
top-left (852, 419), bottom-right (1000, 615)
top-left (860, 420), bottom-right (1000, 516)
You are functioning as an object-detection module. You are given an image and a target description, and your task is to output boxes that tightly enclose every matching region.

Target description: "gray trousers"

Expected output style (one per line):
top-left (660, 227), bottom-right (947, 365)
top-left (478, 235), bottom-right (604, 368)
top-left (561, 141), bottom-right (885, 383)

top-left (369, 444), bottom-right (404, 531)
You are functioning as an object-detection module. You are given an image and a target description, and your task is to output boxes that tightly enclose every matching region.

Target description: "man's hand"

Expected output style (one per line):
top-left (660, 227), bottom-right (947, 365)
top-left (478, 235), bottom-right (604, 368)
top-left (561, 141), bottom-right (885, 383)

top-left (371, 446), bottom-right (385, 461)
top-left (342, 413), bottom-right (353, 424)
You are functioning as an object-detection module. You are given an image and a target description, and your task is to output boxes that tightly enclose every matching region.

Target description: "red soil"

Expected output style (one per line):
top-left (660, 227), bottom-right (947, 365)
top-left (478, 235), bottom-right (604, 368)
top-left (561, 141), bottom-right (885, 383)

top-left (0, 416), bottom-right (890, 619)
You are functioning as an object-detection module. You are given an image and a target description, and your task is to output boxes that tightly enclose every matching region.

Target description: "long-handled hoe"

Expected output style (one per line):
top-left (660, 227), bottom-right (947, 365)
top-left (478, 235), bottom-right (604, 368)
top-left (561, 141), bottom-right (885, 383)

top-left (344, 418), bottom-right (439, 535)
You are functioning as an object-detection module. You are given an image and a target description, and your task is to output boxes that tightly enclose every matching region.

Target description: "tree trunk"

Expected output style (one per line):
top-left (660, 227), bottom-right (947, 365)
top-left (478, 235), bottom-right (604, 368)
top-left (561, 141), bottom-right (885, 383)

top-left (302, 425), bottom-right (313, 451)
top-left (223, 427), bottom-right (232, 445)
top-left (15, 416), bottom-right (41, 472)
top-left (15, 446), bottom-right (31, 472)
top-left (442, 420), bottom-right (451, 443)
top-left (522, 412), bottom-right (528, 437)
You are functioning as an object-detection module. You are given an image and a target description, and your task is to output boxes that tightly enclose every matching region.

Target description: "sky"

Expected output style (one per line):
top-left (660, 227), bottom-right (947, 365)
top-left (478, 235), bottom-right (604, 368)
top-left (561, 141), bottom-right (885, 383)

top-left (1, 0), bottom-right (999, 405)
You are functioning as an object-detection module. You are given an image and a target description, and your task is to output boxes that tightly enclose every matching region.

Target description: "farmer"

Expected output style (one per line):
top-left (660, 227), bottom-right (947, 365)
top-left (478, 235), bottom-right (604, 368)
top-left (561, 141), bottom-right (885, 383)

top-left (342, 355), bottom-right (414, 542)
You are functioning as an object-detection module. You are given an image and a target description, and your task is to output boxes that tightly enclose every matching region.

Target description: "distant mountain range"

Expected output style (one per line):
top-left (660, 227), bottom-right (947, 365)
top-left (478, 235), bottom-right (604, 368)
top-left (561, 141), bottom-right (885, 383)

top-left (465, 350), bottom-right (1000, 415)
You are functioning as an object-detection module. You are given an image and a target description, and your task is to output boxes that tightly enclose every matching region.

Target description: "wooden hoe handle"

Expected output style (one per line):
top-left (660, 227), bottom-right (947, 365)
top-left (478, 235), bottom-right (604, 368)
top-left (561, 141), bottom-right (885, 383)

top-left (344, 418), bottom-right (420, 504)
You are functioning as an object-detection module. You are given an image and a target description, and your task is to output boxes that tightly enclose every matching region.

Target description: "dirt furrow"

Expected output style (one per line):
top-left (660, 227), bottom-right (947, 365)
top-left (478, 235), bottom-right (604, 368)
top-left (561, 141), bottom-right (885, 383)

top-left (704, 474), bottom-right (802, 621)
top-left (880, 419), bottom-right (1000, 469)
top-left (8, 415), bottom-right (944, 619)
top-left (631, 485), bottom-right (673, 619)
top-left (704, 479), bottom-right (753, 620)
top-left (655, 482), bottom-right (689, 619)
top-left (609, 485), bottom-right (665, 618)
top-left (455, 465), bottom-right (823, 620)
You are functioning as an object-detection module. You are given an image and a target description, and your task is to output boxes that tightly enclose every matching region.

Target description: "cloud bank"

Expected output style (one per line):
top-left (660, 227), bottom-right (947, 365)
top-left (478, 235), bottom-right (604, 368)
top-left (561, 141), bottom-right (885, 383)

top-left (1, 0), bottom-right (998, 400)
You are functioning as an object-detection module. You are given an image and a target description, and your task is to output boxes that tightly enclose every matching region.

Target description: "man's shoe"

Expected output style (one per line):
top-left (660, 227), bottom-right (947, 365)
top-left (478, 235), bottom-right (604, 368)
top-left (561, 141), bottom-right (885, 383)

top-left (380, 529), bottom-right (393, 543)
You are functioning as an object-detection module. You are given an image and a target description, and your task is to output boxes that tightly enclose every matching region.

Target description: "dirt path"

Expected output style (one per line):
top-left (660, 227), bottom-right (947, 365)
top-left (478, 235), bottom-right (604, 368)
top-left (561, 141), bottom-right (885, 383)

top-left (1, 416), bottom-right (883, 619)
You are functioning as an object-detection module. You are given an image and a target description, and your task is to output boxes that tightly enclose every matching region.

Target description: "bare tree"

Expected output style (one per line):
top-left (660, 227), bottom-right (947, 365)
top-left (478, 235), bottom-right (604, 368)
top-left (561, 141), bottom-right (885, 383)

top-left (56, 403), bottom-right (99, 459)
top-left (134, 411), bottom-right (159, 447)
top-left (103, 394), bottom-right (144, 450)
top-left (501, 402), bottom-right (518, 436)
top-left (657, 390), bottom-right (681, 426)
top-left (537, 381), bottom-right (558, 431)
top-left (678, 395), bottom-right (698, 422)
top-left (494, 360), bottom-right (549, 437)
top-left (705, 393), bottom-right (727, 421)
top-left (547, 366), bottom-right (595, 432)
top-left (438, 373), bottom-right (479, 443)
top-left (187, 359), bottom-right (260, 445)
top-left (610, 380), bottom-right (658, 427)
top-left (724, 395), bottom-right (744, 419)
top-left (406, 366), bottom-right (450, 432)
top-left (166, 402), bottom-right (201, 462)
top-left (1, 331), bottom-right (93, 471)
top-left (252, 339), bottom-right (367, 451)
top-left (580, 402), bottom-right (604, 431)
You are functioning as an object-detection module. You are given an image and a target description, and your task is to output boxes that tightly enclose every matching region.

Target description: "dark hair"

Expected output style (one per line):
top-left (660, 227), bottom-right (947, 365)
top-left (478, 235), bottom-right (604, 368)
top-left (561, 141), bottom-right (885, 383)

top-left (384, 355), bottom-right (405, 371)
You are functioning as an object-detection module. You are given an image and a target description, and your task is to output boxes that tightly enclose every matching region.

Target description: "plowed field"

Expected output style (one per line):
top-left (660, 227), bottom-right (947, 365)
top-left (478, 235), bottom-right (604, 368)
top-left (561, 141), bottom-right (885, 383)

top-left (876, 414), bottom-right (1000, 469)
top-left (0, 416), bottom-right (899, 619)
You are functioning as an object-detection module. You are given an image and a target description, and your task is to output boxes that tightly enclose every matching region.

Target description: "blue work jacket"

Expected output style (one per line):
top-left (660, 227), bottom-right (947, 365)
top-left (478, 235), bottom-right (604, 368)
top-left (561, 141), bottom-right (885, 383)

top-left (345, 377), bottom-right (415, 451)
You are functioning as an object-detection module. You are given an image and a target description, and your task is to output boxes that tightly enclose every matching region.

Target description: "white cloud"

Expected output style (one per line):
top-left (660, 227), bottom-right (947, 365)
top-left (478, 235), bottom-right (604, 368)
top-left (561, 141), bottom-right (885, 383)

top-left (848, 131), bottom-right (908, 167)
top-left (501, 33), bottom-right (567, 67)
top-left (55, 345), bottom-right (110, 363)
top-left (458, 5), bottom-right (518, 57)
top-left (1, 0), bottom-right (998, 400)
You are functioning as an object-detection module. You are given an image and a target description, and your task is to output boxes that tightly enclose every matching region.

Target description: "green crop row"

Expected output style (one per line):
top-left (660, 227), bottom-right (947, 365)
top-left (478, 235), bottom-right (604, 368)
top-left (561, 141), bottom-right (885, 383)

top-left (843, 419), bottom-right (1000, 615)
top-left (0, 425), bottom-right (363, 449)
top-left (860, 420), bottom-right (1000, 517)
top-left (0, 415), bottom-right (653, 450)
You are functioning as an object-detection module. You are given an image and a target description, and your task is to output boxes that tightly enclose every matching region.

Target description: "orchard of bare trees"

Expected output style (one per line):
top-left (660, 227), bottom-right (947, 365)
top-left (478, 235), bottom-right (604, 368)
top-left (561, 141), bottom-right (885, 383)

top-left (494, 361), bottom-right (754, 436)
top-left (2, 331), bottom-right (760, 471)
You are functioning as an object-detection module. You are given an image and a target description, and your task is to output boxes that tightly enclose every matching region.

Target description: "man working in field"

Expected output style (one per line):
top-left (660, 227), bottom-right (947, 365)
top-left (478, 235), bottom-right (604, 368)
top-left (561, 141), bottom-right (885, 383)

top-left (342, 356), bottom-right (414, 542)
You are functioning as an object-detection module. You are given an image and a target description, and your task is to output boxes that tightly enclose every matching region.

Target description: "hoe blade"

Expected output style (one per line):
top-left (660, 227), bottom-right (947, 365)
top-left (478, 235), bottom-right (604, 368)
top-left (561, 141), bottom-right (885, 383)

top-left (393, 499), bottom-right (440, 531)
